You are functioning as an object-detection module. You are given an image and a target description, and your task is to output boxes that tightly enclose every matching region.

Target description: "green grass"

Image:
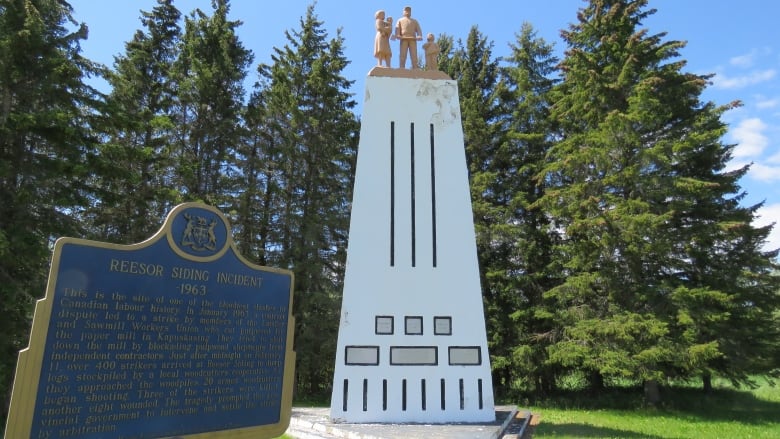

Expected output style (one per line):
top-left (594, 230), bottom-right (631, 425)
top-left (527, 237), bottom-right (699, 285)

top-left (528, 378), bottom-right (780, 438)
top-left (276, 381), bottom-right (779, 438)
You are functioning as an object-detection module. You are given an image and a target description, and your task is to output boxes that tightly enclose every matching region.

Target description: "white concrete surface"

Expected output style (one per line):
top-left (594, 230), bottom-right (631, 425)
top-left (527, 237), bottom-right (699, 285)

top-left (330, 76), bottom-right (495, 423)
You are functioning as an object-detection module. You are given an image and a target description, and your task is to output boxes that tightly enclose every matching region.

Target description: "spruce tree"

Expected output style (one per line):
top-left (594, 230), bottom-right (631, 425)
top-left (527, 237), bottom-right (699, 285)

top-left (539, 0), bottom-right (780, 398)
top-left (171, 0), bottom-right (252, 208)
top-left (540, 0), bottom-right (674, 392)
top-left (243, 4), bottom-right (358, 395)
top-left (666, 107), bottom-right (780, 388)
top-left (441, 26), bottom-right (521, 394)
top-left (90, 0), bottom-right (182, 243)
top-left (235, 86), bottom-right (280, 266)
top-left (495, 22), bottom-right (562, 395)
top-left (0, 0), bottom-right (102, 423)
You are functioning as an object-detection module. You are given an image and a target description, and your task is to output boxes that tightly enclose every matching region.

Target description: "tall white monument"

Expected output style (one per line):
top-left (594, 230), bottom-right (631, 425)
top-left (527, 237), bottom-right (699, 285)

top-left (329, 62), bottom-right (496, 423)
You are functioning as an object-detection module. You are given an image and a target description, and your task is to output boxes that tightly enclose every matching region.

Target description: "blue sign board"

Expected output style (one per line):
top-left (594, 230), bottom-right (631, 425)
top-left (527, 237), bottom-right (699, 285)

top-left (4, 203), bottom-right (295, 439)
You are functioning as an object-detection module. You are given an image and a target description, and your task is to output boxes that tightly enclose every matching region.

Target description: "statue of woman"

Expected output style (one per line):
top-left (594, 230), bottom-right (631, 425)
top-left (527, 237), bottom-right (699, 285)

top-left (374, 10), bottom-right (393, 67)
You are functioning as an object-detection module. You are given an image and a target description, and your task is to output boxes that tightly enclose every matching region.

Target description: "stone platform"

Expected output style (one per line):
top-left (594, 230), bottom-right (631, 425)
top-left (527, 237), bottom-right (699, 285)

top-left (286, 406), bottom-right (531, 439)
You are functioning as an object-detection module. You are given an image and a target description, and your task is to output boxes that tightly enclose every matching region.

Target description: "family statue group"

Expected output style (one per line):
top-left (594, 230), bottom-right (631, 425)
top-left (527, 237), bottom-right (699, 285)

top-left (374, 6), bottom-right (439, 71)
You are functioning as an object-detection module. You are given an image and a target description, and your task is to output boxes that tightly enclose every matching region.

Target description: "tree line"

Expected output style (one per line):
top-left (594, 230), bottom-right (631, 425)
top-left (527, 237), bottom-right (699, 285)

top-left (1, 0), bottom-right (778, 427)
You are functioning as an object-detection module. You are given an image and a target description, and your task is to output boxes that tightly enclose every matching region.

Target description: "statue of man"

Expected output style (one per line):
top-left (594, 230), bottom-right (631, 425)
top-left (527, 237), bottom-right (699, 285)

top-left (394, 6), bottom-right (422, 69)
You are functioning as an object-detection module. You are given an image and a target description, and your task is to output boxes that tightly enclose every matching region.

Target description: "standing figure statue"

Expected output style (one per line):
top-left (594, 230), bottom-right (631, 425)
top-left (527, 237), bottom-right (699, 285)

top-left (395, 6), bottom-right (422, 69)
top-left (374, 10), bottom-right (393, 67)
top-left (423, 33), bottom-right (440, 71)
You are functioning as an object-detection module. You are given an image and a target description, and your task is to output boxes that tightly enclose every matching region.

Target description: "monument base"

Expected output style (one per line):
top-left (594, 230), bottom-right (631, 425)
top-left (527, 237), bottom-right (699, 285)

top-left (367, 66), bottom-right (451, 80)
top-left (286, 406), bottom-right (531, 439)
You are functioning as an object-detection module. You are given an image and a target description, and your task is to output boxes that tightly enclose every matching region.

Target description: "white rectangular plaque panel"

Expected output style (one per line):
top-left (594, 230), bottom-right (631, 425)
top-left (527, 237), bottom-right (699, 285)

top-left (390, 346), bottom-right (437, 365)
top-left (448, 346), bottom-right (481, 365)
top-left (345, 346), bottom-right (380, 365)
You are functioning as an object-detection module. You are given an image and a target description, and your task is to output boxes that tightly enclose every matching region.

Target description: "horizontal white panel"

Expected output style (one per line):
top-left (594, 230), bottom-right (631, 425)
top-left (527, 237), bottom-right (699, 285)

top-left (390, 346), bottom-right (437, 365)
top-left (448, 346), bottom-right (481, 365)
top-left (345, 346), bottom-right (379, 365)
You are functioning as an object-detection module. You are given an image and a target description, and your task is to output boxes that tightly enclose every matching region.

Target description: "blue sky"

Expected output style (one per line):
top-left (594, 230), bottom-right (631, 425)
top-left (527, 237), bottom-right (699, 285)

top-left (69, 0), bottom-right (780, 251)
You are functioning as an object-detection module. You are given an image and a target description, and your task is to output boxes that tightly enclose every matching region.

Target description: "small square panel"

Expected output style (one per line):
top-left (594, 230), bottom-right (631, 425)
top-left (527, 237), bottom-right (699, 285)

top-left (375, 315), bottom-right (394, 335)
top-left (434, 316), bottom-right (452, 335)
top-left (405, 316), bottom-right (423, 335)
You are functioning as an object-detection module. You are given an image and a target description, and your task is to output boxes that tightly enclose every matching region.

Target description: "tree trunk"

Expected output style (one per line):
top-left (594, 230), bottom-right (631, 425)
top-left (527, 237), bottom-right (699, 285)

top-left (643, 379), bottom-right (661, 404)
top-left (702, 372), bottom-right (713, 393)
top-left (540, 371), bottom-right (555, 395)
top-left (589, 370), bottom-right (604, 393)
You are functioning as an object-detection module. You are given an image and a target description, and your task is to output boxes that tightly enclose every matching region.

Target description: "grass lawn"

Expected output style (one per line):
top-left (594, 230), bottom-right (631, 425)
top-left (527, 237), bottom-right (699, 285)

top-left (276, 379), bottom-right (778, 438)
top-left (528, 378), bottom-right (780, 438)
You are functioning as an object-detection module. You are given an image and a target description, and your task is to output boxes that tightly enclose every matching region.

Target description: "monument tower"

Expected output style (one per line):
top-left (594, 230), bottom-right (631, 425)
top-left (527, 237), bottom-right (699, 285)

top-left (330, 7), bottom-right (495, 423)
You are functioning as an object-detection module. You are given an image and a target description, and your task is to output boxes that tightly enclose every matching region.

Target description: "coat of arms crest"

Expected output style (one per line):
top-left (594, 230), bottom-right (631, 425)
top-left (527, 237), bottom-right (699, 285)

top-left (181, 212), bottom-right (218, 251)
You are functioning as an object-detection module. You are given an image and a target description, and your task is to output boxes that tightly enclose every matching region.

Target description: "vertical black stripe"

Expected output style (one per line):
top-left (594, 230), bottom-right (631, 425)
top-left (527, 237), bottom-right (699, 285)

top-left (390, 122), bottom-right (395, 267)
top-left (421, 379), bottom-right (427, 410)
top-left (430, 123), bottom-right (437, 267)
top-left (459, 378), bottom-right (465, 410)
top-left (440, 378), bottom-right (446, 410)
top-left (343, 379), bottom-right (349, 411)
top-left (363, 378), bottom-right (368, 411)
top-left (410, 122), bottom-right (416, 267)
top-left (402, 379), bottom-right (408, 411)
top-left (478, 379), bottom-right (484, 409)
top-left (382, 379), bottom-right (388, 411)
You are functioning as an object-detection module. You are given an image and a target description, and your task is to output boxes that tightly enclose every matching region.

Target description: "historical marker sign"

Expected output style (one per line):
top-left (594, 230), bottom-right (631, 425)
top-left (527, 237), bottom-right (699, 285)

top-left (4, 203), bottom-right (295, 439)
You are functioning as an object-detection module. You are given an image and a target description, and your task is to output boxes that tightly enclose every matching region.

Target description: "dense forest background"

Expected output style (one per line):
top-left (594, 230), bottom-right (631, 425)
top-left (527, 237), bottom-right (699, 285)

top-left (2, 0), bottom-right (779, 428)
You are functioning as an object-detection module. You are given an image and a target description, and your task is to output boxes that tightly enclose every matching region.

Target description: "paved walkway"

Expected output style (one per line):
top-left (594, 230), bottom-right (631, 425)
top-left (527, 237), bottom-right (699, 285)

top-left (286, 406), bottom-right (532, 439)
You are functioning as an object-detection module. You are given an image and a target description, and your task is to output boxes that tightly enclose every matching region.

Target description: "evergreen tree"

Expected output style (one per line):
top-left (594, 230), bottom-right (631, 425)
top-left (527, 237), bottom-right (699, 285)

top-left (666, 107), bottom-right (780, 389)
top-left (235, 84), bottom-right (280, 266)
top-left (539, 0), bottom-right (780, 398)
top-left (89, 0), bottom-right (182, 243)
top-left (495, 22), bottom-right (562, 396)
top-left (171, 0), bottom-right (252, 208)
top-left (243, 4), bottom-right (358, 395)
top-left (441, 26), bottom-right (525, 394)
top-left (0, 0), bottom-right (102, 422)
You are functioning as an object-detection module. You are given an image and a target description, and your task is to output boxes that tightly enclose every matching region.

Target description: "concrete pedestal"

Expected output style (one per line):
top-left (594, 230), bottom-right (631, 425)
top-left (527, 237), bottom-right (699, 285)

top-left (289, 406), bottom-right (530, 439)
